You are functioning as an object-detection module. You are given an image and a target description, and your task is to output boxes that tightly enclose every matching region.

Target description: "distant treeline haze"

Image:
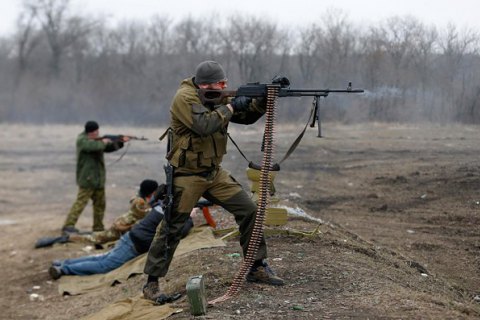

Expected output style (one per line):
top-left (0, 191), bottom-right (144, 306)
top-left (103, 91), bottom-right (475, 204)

top-left (1, 0), bottom-right (480, 125)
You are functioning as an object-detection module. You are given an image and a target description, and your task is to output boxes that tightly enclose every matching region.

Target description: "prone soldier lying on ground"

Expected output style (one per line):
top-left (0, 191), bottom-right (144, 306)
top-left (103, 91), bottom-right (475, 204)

top-left (48, 206), bottom-right (194, 279)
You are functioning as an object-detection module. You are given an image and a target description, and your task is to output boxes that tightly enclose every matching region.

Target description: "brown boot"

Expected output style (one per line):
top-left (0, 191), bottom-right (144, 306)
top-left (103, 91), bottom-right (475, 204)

top-left (143, 282), bottom-right (182, 305)
top-left (246, 262), bottom-right (285, 286)
top-left (143, 282), bottom-right (162, 301)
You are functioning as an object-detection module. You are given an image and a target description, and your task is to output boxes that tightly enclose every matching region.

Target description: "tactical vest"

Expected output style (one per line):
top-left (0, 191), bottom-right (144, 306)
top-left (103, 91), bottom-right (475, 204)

top-left (167, 126), bottom-right (227, 172)
top-left (167, 79), bottom-right (229, 173)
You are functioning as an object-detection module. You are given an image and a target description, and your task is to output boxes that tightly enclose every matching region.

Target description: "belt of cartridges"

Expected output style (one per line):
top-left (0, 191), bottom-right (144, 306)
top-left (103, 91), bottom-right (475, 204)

top-left (209, 85), bottom-right (279, 304)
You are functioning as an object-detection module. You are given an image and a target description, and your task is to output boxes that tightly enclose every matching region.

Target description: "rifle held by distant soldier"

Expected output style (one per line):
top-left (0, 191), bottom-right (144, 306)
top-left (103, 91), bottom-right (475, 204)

top-left (94, 134), bottom-right (148, 142)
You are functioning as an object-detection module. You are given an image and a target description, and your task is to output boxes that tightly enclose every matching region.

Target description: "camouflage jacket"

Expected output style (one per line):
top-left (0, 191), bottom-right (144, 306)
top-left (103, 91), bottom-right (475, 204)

top-left (73, 195), bottom-right (152, 245)
top-left (168, 77), bottom-right (266, 174)
top-left (112, 195), bottom-right (152, 231)
top-left (76, 132), bottom-right (124, 189)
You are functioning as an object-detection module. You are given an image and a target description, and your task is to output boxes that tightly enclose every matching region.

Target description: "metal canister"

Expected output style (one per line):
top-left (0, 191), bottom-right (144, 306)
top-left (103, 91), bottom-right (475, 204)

top-left (186, 275), bottom-right (207, 315)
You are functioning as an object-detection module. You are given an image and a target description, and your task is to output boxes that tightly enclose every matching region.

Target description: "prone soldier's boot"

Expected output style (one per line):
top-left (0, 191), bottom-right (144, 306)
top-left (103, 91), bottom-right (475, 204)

top-left (48, 265), bottom-right (63, 280)
top-left (246, 260), bottom-right (285, 286)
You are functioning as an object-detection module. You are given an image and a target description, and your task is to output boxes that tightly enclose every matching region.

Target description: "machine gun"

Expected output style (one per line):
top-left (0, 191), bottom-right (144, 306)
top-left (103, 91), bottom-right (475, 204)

top-left (95, 134), bottom-right (148, 141)
top-left (198, 80), bottom-right (364, 138)
top-left (198, 79), bottom-right (364, 171)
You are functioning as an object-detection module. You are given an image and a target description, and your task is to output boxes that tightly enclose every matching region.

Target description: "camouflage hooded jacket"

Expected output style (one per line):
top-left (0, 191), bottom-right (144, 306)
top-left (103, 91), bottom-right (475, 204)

top-left (168, 77), bottom-right (266, 174)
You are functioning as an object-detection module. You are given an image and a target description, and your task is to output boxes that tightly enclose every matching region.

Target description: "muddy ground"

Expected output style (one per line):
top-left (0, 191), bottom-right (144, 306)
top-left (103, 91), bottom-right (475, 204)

top-left (1, 122), bottom-right (479, 319)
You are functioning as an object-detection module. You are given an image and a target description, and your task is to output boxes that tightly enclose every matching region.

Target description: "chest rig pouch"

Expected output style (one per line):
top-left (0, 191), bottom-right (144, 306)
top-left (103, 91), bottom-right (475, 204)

top-left (168, 105), bottom-right (228, 169)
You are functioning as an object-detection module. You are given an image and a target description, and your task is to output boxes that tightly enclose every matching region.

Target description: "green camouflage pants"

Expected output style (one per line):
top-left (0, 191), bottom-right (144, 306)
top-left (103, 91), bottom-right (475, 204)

top-left (89, 228), bottom-right (122, 244)
top-left (69, 228), bottom-right (122, 245)
top-left (144, 168), bottom-right (267, 277)
top-left (64, 187), bottom-right (106, 231)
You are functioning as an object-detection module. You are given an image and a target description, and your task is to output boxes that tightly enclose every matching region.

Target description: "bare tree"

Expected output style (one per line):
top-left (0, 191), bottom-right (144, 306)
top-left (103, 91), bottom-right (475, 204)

top-left (3, 4), bottom-right (480, 125)
top-left (219, 16), bottom-right (281, 82)
top-left (410, 23), bottom-right (438, 119)
top-left (296, 24), bottom-right (323, 83)
top-left (437, 24), bottom-right (479, 121)
top-left (112, 21), bottom-right (149, 76)
top-left (14, 5), bottom-right (41, 84)
top-left (319, 8), bottom-right (356, 85)
top-left (168, 16), bottom-right (218, 79)
top-left (359, 26), bottom-right (386, 89)
top-left (27, 0), bottom-right (96, 77)
top-left (147, 15), bottom-right (172, 57)
top-left (381, 16), bottom-right (422, 88)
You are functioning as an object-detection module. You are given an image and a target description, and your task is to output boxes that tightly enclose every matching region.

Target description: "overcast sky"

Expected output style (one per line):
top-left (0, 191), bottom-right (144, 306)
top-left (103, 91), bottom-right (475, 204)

top-left (2, 0), bottom-right (479, 35)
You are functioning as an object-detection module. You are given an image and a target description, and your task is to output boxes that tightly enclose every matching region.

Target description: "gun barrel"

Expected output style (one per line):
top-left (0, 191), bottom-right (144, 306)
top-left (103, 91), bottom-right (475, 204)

top-left (281, 88), bottom-right (364, 97)
top-left (197, 84), bottom-right (364, 105)
top-left (127, 135), bottom-right (148, 140)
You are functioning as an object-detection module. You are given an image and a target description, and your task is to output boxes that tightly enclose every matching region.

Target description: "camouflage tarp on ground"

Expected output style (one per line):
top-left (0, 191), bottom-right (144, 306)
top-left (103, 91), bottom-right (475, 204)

top-left (80, 294), bottom-right (179, 320)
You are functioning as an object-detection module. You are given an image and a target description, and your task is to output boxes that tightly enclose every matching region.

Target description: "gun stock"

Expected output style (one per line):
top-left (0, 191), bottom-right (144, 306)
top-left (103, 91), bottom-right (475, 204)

top-left (197, 89), bottom-right (237, 105)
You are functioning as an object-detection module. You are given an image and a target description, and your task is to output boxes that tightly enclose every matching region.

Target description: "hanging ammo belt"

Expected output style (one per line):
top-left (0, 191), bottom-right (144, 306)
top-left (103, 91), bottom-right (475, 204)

top-left (209, 84), bottom-right (280, 304)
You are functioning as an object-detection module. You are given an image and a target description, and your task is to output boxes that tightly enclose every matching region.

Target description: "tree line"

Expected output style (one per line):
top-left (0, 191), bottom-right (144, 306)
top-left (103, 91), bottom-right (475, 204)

top-left (1, 0), bottom-right (479, 125)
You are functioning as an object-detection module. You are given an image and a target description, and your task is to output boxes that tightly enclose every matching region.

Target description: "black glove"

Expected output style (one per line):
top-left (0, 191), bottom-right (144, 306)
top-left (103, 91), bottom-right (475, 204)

top-left (272, 75), bottom-right (290, 88)
top-left (149, 184), bottom-right (167, 206)
top-left (230, 96), bottom-right (252, 112)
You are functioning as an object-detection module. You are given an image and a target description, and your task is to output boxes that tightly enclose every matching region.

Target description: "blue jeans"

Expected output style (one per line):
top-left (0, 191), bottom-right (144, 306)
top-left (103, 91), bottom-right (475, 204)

top-left (61, 233), bottom-right (139, 275)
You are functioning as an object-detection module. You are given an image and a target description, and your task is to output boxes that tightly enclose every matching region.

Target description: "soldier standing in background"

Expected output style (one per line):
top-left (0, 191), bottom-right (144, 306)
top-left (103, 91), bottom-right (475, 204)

top-left (142, 61), bottom-right (285, 303)
top-left (62, 121), bottom-right (129, 234)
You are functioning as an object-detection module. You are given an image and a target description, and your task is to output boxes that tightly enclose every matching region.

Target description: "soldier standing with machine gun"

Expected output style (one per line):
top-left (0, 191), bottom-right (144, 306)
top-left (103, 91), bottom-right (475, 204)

top-left (142, 61), bottom-right (285, 303)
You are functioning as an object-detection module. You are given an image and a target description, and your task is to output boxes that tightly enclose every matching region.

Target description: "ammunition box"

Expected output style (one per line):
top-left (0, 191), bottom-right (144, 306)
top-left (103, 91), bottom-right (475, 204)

top-left (186, 275), bottom-right (207, 315)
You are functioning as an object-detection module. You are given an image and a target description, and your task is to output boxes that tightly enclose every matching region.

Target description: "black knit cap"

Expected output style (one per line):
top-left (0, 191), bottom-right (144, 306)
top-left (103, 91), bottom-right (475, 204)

top-left (84, 120), bottom-right (99, 133)
top-left (194, 61), bottom-right (227, 84)
top-left (139, 179), bottom-right (159, 198)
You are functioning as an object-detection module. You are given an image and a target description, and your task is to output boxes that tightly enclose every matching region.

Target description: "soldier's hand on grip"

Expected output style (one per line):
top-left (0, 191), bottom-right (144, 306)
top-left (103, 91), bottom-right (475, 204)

top-left (230, 96), bottom-right (252, 113)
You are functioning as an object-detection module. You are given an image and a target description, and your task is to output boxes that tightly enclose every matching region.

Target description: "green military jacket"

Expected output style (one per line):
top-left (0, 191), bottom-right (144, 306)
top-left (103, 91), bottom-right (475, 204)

top-left (168, 78), bottom-right (266, 174)
top-left (75, 132), bottom-right (123, 189)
